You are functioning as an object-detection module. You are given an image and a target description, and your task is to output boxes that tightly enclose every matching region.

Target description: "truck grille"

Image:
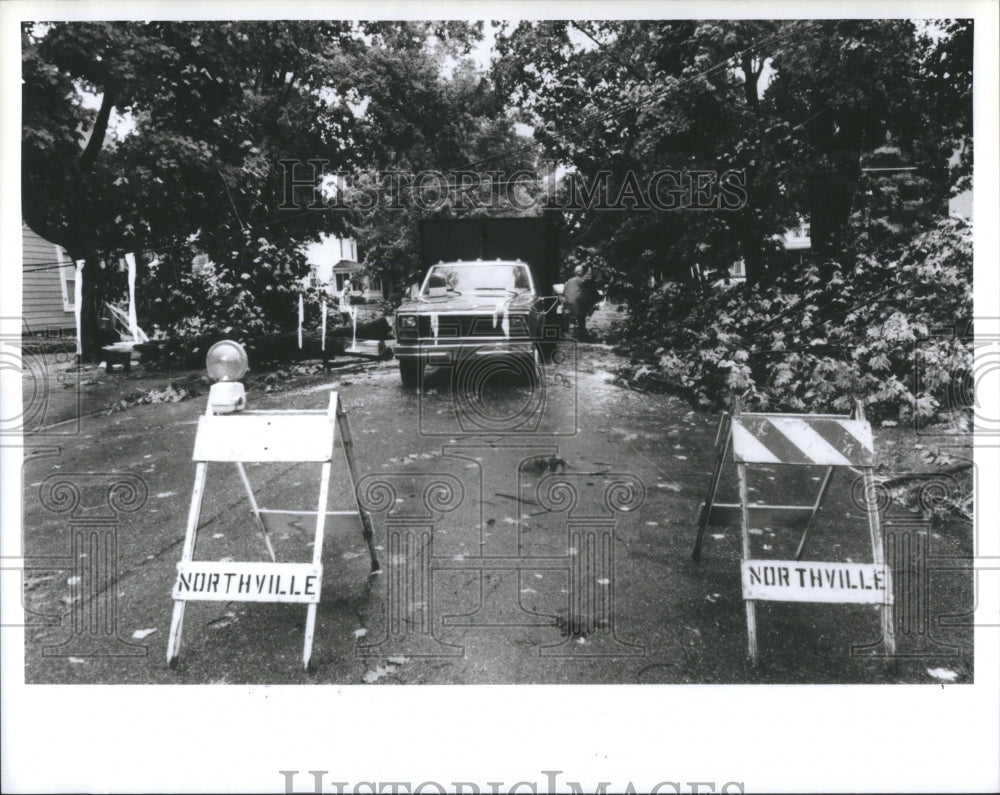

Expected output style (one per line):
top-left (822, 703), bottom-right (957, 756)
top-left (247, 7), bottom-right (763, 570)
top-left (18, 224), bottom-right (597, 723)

top-left (412, 314), bottom-right (532, 339)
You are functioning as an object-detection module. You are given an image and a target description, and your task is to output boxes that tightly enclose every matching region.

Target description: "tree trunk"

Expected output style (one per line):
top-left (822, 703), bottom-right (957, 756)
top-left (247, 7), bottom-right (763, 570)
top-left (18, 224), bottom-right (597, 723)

top-left (741, 53), bottom-right (762, 114)
top-left (80, 86), bottom-right (117, 171)
top-left (76, 253), bottom-right (118, 364)
top-left (78, 255), bottom-right (101, 363)
top-left (740, 50), bottom-right (766, 285)
top-left (809, 112), bottom-right (866, 257)
top-left (742, 231), bottom-right (764, 287)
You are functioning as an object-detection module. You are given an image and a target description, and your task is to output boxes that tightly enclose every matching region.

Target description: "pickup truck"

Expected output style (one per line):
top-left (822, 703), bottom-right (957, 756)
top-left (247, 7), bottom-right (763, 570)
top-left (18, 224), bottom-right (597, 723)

top-left (393, 258), bottom-right (561, 386)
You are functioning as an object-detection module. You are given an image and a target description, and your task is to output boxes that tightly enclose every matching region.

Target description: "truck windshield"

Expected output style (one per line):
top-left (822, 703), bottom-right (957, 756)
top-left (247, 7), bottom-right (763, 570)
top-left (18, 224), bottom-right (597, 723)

top-left (423, 263), bottom-right (533, 296)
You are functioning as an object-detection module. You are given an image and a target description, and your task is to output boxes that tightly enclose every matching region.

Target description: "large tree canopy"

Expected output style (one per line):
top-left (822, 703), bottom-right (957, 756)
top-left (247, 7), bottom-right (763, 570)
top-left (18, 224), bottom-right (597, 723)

top-left (23, 18), bottom-right (972, 364)
top-left (22, 20), bottom-right (486, 358)
top-left (491, 19), bottom-right (972, 293)
top-left (348, 54), bottom-right (546, 295)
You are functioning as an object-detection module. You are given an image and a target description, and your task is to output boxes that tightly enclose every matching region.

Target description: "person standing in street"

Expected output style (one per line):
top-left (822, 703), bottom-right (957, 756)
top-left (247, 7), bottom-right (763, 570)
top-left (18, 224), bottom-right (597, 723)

top-left (563, 265), bottom-right (590, 341)
top-left (340, 276), bottom-right (353, 324)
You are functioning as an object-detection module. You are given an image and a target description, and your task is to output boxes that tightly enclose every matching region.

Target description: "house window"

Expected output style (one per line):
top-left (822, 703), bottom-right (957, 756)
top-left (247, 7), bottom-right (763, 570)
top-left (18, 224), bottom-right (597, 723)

top-left (57, 247), bottom-right (75, 312)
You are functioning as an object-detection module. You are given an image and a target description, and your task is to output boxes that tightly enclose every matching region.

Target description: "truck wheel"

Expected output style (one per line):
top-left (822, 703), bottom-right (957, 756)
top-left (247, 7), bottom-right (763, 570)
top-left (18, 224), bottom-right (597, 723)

top-left (399, 358), bottom-right (423, 387)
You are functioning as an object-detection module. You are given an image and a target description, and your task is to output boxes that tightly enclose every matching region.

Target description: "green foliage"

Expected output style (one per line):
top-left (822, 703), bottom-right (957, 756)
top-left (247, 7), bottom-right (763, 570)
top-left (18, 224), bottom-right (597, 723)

top-left (492, 20), bottom-right (972, 288)
top-left (136, 243), bottom-right (284, 366)
top-left (347, 54), bottom-right (546, 297)
top-left (22, 20), bottom-right (487, 359)
top-left (24, 18), bottom-right (973, 373)
top-left (495, 20), bottom-right (783, 287)
top-left (618, 218), bottom-right (972, 425)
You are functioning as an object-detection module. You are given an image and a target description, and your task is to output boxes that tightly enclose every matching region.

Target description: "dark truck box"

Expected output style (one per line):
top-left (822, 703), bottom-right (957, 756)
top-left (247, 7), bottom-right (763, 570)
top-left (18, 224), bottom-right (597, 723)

top-left (419, 215), bottom-right (560, 296)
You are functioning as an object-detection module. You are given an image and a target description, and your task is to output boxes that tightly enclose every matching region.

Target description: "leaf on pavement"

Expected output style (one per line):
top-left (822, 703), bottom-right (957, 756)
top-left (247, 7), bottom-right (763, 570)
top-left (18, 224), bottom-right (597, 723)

top-left (363, 664), bottom-right (397, 683)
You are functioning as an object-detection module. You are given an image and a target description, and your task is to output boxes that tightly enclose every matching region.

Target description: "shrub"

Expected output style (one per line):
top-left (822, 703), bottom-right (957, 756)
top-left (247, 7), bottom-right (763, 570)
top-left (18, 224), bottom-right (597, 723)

top-left (617, 218), bottom-right (972, 426)
top-left (136, 236), bottom-right (336, 368)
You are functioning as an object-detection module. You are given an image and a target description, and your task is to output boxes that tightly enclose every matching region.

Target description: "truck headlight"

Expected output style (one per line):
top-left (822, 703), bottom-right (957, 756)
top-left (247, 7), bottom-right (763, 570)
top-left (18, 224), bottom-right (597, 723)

top-left (398, 314), bottom-right (417, 330)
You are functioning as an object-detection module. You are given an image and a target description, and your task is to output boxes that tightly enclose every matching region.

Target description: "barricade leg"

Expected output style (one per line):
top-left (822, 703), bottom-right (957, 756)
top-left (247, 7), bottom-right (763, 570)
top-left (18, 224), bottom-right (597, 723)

top-left (795, 466), bottom-right (835, 560)
top-left (234, 461), bottom-right (276, 563)
top-left (303, 603), bottom-right (318, 670)
top-left (167, 461), bottom-right (208, 666)
top-left (862, 466), bottom-right (896, 659)
top-left (336, 399), bottom-right (382, 573)
top-left (692, 412), bottom-right (731, 562)
top-left (736, 462), bottom-right (758, 662)
top-left (303, 458), bottom-right (332, 670)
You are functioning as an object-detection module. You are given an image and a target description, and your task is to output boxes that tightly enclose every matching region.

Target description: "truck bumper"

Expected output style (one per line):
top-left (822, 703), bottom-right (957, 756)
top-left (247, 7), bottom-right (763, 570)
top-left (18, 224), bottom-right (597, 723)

top-left (395, 341), bottom-right (537, 364)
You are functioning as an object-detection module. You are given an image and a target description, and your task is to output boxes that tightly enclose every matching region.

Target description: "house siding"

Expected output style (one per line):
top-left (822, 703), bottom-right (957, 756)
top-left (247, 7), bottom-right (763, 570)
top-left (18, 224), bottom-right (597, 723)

top-left (22, 223), bottom-right (76, 334)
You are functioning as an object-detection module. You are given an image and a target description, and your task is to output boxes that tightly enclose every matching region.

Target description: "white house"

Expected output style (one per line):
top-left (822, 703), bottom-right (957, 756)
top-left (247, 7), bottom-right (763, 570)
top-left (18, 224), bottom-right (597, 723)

top-left (301, 235), bottom-right (382, 300)
top-left (22, 222), bottom-right (76, 336)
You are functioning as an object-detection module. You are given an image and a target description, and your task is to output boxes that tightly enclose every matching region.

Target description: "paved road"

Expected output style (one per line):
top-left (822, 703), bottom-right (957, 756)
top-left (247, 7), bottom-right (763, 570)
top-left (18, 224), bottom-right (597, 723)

top-left (19, 346), bottom-right (974, 684)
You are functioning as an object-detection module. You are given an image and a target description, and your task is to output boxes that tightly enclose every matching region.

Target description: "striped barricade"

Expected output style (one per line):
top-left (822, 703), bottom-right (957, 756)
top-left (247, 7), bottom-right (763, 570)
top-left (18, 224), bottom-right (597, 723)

top-left (692, 397), bottom-right (894, 663)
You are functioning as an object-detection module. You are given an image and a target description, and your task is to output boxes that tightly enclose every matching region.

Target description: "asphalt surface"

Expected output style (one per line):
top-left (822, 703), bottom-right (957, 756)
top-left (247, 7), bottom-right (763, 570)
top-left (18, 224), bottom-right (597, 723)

top-left (20, 344), bottom-right (975, 684)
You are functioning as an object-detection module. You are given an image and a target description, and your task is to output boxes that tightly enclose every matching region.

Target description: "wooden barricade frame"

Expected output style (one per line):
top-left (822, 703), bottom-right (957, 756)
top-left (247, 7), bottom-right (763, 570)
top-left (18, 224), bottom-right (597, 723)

top-left (692, 396), bottom-right (895, 662)
top-left (167, 391), bottom-right (380, 670)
